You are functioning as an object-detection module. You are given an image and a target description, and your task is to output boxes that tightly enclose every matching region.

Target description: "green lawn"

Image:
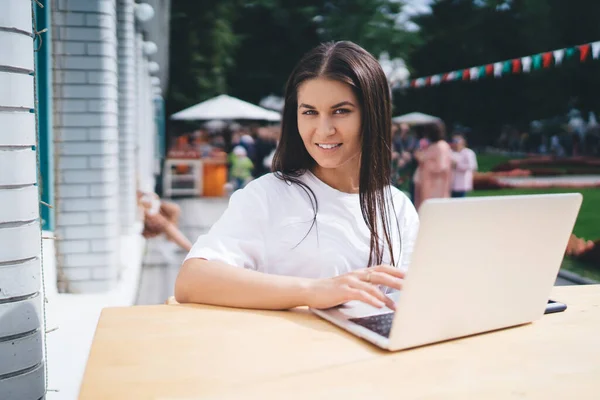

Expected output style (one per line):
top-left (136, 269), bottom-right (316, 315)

top-left (469, 187), bottom-right (600, 240)
top-left (472, 154), bottom-right (600, 281)
top-left (476, 153), bottom-right (516, 172)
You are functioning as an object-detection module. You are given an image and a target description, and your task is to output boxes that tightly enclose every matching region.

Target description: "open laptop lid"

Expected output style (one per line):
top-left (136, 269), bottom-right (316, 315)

top-left (389, 193), bottom-right (582, 350)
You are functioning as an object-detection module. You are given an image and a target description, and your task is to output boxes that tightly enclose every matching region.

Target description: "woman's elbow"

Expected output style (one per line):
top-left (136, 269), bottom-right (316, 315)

top-left (174, 259), bottom-right (199, 303)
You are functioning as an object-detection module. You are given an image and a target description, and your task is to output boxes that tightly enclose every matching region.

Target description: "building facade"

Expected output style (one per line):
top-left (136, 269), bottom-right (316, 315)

top-left (1, 0), bottom-right (169, 396)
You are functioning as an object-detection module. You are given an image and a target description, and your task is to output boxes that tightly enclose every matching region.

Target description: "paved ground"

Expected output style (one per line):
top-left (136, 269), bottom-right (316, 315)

top-left (135, 196), bottom-right (577, 305)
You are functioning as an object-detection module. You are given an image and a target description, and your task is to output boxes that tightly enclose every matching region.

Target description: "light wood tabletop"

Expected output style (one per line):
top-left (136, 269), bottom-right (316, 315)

top-left (79, 285), bottom-right (600, 399)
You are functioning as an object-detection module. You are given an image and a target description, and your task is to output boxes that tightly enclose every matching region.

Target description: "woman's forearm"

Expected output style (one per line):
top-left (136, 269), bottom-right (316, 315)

top-left (174, 258), bottom-right (312, 310)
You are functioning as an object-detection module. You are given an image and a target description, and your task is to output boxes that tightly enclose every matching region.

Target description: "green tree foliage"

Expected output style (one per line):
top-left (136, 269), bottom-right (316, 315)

top-left (166, 0), bottom-right (240, 117)
top-left (167, 1), bottom-right (417, 110)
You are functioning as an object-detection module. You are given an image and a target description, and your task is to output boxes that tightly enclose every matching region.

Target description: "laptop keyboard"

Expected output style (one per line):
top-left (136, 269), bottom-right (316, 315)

top-left (348, 313), bottom-right (395, 338)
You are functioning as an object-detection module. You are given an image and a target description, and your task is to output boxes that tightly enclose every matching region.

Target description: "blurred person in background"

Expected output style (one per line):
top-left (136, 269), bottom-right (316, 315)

top-left (252, 126), bottom-right (277, 178)
top-left (138, 191), bottom-right (192, 252)
top-left (412, 122), bottom-right (453, 210)
top-left (230, 145), bottom-right (254, 190)
top-left (450, 133), bottom-right (478, 198)
top-left (391, 123), bottom-right (413, 188)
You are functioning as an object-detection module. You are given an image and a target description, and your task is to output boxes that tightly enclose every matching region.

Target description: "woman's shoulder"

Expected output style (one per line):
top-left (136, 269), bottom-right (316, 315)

top-left (387, 185), bottom-right (419, 224)
top-left (240, 172), bottom-right (307, 201)
top-left (388, 185), bottom-right (412, 207)
top-left (244, 172), bottom-right (296, 192)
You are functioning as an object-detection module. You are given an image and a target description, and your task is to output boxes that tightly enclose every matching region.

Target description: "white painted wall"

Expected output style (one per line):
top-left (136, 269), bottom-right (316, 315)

top-left (0, 1), bottom-right (45, 398)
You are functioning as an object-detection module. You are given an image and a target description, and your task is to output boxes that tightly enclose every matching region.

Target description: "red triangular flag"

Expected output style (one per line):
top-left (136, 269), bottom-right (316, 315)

top-left (512, 59), bottom-right (521, 73)
top-left (462, 69), bottom-right (470, 80)
top-left (580, 44), bottom-right (591, 61)
top-left (542, 52), bottom-right (553, 68)
top-left (425, 76), bottom-right (432, 86)
top-left (485, 64), bottom-right (494, 76)
top-left (410, 80), bottom-right (416, 88)
top-left (442, 73), bottom-right (450, 82)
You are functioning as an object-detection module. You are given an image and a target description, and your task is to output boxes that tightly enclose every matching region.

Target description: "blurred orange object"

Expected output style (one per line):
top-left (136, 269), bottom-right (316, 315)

top-left (175, 164), bottom-right (190, 174)
top-left (202, 160), bottom-right (228, 197)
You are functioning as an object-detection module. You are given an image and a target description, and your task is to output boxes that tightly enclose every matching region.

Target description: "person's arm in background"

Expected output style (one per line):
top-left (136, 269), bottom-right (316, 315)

top-left (565, 234), bottom-right (595, 256)
top-left (454, 151), bottom-right (472, 172)
top-left (469, 148), bottom-right (478, 172)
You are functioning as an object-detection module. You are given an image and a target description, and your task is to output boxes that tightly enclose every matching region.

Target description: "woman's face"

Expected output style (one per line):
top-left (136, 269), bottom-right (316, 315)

top-left (296, 78), bottom-right (362, 171)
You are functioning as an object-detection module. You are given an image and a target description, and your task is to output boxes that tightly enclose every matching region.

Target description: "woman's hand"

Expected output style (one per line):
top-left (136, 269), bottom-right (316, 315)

top-left (304, 265), bottom-right (405, 310)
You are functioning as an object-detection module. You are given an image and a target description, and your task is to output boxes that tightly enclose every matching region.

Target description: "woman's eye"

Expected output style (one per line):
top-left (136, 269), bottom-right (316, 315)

top-left (302, 110), bottom-right (317, 115)
top-left (334, 108), bottom-right (351, 115)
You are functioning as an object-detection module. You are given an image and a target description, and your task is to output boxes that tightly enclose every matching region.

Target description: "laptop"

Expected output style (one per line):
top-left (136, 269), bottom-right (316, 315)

top-left (310, 193), bottom-right (583, 351)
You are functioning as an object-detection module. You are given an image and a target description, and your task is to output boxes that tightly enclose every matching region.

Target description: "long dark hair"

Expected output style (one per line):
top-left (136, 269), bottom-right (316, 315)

top-left (272, 41), bottom-right (398, 267)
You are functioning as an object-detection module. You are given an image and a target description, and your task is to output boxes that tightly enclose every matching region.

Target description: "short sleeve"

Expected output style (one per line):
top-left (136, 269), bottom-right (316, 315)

top-left (184, 181), bottom-right (268, 270)
top-left (395, 192), bottom-right (420, 271)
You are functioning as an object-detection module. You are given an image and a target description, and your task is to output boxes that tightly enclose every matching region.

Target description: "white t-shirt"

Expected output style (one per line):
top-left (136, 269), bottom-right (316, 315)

top-left (451, 148), bottom-right (478, 192)
top-left (185, 171), bottom-right (420, 279)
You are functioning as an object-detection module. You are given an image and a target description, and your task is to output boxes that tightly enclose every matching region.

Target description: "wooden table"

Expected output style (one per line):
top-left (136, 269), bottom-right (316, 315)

top-left (79, 285), bottom-right (600, 399)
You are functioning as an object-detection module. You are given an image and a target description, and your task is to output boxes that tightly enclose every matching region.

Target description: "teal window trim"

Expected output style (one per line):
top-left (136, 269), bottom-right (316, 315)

top-left (34, 0), bottom-right (54, 231)
top-left (154, 96), bottom-right (166, 161)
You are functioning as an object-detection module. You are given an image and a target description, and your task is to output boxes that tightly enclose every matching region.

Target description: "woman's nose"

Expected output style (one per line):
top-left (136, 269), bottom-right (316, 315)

top-left (316, 116), bottom-right (335, 136)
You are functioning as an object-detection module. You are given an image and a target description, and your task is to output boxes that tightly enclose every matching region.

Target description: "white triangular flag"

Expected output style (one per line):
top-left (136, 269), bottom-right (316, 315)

top-left (592, 41), bottom-right (600, 59)
top-left (447, 71), bottom-right (456, 80)
top-left (415, 78), bottom-right (425, 88)
top-left (521, 56), bottom-right (532, 73)
top-left (553, 49), bottom-right (565, 65)
top-left (493, 62), bottom-right (502, 77)
top-left (431, 75), bottom-right (441, 85)
top-left (470, 67), bottom-right (479, 80)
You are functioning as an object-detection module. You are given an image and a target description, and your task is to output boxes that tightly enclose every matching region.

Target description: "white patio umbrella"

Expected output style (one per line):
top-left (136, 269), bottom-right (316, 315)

top-left (392, 112), bottom-right (441, 125)
top-left (259, 94), bottom-right (285, 112)
top-left (171, 94), bottom-right (281, 121)
top-left (202, 119), bottom-right (228, 131)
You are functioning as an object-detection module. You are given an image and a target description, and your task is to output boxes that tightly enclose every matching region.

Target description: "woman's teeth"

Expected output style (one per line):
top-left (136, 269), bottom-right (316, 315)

top-left (317, 143), bottom-right (341, 149)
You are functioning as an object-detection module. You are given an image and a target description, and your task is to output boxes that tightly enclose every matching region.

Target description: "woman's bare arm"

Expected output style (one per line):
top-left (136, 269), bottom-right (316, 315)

top-left (175, 258), bottom-right (312, 310)
top-left (174, 259), bottom-right (404, 311)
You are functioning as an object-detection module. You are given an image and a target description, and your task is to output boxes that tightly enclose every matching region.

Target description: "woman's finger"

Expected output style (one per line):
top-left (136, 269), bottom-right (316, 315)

top-left (367, 271), bottom-right (403, 291)
top-left (348, 279), bottom-right (395, 310)
top-left (372, 264), bottom-right (405, 279)
top-left (346, 288), bottom-right (385, 309)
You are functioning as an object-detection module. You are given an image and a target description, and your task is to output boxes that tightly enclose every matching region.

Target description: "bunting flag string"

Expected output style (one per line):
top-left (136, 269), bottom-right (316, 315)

top-left (400, 40), bottom-right (600, 89)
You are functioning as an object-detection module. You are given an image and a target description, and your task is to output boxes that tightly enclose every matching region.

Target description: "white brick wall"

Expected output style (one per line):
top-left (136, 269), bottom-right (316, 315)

top-left (117, 0), bottom-right (138, 233)
top-left (0, 1), bottom-right (44, 396)
top-left (53, 0), bottom-right (120, 293)
top-left (136, 33), bottom-right (157, 194)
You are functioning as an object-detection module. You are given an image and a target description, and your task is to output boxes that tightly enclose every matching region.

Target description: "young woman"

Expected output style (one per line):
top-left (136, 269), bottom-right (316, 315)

top-left (412, 122), bottom-right (453, 211)
top-left (175, 41), bottom-right (419, 311)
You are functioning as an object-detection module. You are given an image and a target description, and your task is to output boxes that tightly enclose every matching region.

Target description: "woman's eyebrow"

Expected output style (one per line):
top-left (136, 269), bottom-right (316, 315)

top-left (298, 101), bottom-right (355, 109)
top-left (331, 101), bottom-right (355, 108)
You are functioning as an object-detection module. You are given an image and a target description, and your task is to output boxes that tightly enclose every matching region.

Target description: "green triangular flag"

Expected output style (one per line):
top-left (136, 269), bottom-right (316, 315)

top-left (456, 70), bottom-right (464, 80)
top-left (502, 61), bottom-right (511, 74)
top-left (566, 47), bottom-right (576, 59)
top-left (479, 65), bottom-right (486, 78)
top-left (532, 54), bottom-right (543, 70)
